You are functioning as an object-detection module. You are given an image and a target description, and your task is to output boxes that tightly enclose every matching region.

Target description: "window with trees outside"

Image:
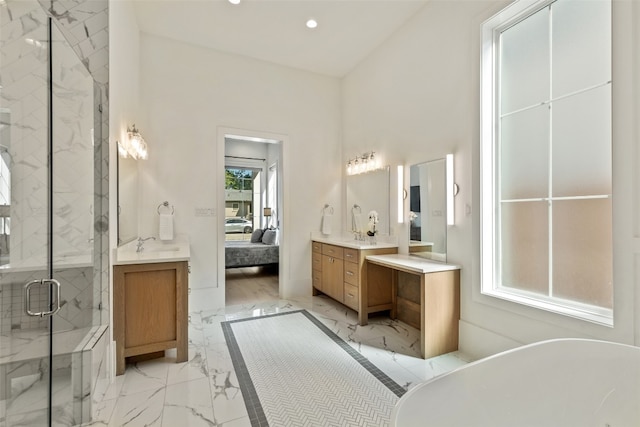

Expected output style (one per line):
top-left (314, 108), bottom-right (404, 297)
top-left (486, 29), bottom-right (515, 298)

top-left (480, 0), bottom-right (612, 325)
top-left (225, 168), bottom-right (259, 241)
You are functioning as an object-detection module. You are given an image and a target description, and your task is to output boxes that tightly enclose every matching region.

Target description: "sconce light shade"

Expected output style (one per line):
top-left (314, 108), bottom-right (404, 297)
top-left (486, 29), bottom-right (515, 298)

top-left (263, 207), bottom-right (272, 217)
top-left (119, 124), bottom-right (148, 160)
top-left (346, 151), bottom-right (383, 176)
top-left (446, 154), bottom-right (455, 225)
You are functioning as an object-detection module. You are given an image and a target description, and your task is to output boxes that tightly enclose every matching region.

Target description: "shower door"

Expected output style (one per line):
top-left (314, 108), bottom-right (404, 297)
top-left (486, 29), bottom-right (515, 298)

top-left (0, 2), bottom-right (102, 425)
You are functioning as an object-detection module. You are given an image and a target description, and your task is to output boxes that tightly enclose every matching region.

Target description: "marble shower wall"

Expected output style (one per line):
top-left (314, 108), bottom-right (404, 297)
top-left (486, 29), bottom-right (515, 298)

top-left (1, 0), bottom-right (98, 265)
top-left (0, 267), bottom-right (94, 334)
top-left (0, 0), bottom-right (109, 328)
top-left (38, 0), bottom-right (109, 86)
top-left (1, 0), bottom-right (50, 266)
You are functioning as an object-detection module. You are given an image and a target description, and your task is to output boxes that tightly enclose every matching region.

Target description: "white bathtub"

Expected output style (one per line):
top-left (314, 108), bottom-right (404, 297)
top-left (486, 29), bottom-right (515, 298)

top-left (392, 339), bottom-right (640, 427)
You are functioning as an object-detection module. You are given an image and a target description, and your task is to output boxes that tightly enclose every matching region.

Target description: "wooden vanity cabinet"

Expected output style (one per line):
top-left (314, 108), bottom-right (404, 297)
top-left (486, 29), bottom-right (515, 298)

top-left (321, 243), bottom-right (344, 301)
top-left (311, 241), bottom-right (323, 290)
top-left (113, 261), bottom-right (188, 375)
top-left (312, 241), bottom-right (397, 325)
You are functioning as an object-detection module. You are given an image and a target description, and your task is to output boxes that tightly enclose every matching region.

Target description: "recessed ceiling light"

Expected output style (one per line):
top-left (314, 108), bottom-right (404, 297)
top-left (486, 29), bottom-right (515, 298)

top-left (229, 0), bottom-right (241, 4)
top-left (306, 19), bottom-right (318, 29)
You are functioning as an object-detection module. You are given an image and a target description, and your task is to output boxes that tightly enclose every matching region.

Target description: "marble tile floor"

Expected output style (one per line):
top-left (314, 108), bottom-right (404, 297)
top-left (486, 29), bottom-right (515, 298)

top-left (83, 296), bottom-right (471, 426)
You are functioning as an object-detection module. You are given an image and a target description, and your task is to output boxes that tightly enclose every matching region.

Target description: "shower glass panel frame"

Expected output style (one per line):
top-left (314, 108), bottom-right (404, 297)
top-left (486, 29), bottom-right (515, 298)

top-left (0, 1), bottom-right (105, 425)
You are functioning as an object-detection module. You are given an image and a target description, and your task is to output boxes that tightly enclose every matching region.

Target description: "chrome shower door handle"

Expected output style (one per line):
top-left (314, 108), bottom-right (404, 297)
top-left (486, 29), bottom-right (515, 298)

top-left (24, 279), bottom-right (62, 317)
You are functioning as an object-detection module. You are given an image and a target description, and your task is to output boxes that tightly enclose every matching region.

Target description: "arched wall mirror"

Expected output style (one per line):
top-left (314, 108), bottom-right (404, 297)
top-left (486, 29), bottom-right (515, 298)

top-left (409, 158), bottom-right (447, 262)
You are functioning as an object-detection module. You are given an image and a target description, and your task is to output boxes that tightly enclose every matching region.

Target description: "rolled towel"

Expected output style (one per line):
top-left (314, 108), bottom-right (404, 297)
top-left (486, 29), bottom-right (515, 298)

top-left (321, 213), bottom-right (332, 235)
top-left (159, 213), bottom-right (174, 241)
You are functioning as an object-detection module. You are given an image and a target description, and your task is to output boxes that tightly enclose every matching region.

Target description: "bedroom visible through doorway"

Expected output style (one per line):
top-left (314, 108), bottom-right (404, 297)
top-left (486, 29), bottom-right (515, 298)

top-left (223, 135), bottom-right (281, 306)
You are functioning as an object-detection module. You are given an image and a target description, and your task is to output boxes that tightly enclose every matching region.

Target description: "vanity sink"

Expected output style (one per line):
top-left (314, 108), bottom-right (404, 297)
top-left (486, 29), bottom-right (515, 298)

top-left (312, 235), bottom-right (398, 250)
top-left (144, 245), bottom-right (180, 253)
top-left (114, 236), bottom-right (190, 265)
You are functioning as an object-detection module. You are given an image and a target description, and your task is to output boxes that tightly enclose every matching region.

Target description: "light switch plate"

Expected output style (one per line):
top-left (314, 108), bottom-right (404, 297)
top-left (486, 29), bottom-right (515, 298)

top-left (195, 208), bottom-right (216, 217)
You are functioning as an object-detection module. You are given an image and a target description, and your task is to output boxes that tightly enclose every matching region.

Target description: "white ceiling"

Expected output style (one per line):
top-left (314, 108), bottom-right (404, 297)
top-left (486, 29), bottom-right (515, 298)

top-left (132, 0), bottom-right (429, 77)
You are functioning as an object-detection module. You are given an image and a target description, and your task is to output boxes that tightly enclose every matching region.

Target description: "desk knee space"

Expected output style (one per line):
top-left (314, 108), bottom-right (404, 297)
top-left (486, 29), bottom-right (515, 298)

top-left (366, 254), bottom-right (460, 359)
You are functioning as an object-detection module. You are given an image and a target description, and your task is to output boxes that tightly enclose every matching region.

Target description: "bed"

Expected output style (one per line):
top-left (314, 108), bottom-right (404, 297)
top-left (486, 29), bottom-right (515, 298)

top-left (225, 229), bottom-right (279, 268)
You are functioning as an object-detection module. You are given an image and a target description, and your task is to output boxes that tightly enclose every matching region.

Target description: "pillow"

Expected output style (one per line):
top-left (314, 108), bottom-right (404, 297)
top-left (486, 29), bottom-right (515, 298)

top-left (262, 229), bottom-right (277, 245)
top-left (250, 229), bottom-right (264, 243)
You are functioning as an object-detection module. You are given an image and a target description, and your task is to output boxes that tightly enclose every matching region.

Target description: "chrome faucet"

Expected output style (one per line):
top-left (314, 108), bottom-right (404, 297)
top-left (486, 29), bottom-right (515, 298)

top-left (351, 205), bottom-right (364, 241)
top-left (136, 236), bottom-right (156, 253)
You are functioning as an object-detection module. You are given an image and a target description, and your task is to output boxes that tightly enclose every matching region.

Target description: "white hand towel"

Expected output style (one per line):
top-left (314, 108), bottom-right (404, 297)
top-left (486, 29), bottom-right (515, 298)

top-left (159, 213), bottom-right (174, 241)
top-left (321, 213), bottom-right (332, 235)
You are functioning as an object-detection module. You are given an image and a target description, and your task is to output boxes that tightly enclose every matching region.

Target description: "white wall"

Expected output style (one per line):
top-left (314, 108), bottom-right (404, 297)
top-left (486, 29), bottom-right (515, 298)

top-left (108, 0), bottom-right (141, 378)
top-left (342, 0), bottom-right (639, 359)
top-left (137, 34), bottom-right (342, 306)
top-left (109, 0), bottom-right (141, 252)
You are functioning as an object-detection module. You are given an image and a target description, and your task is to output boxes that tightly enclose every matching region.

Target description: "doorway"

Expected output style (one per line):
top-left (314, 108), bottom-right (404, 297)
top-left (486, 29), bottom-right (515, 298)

top-left (221, 134), bottom-right (283, 306)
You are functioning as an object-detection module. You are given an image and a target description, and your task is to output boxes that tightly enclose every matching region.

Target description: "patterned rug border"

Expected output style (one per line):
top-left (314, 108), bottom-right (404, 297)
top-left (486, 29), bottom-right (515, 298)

top-left (221, 309), bottom-right (406, 427)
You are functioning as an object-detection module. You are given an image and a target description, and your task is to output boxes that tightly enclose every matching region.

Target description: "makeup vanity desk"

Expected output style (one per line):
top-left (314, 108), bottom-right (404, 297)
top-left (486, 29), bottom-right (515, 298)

top-left (365, 254), bottom-right (460, 359)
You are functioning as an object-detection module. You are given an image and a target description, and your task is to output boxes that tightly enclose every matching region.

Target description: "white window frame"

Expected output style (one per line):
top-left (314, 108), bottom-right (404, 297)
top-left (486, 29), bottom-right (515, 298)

top-left (480, 0), bottom-right (613, 326)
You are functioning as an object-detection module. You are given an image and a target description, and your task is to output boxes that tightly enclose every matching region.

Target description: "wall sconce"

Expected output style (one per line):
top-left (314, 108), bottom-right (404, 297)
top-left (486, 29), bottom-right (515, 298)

top-left (397, 165), bottom-right (404, 224)
top-left (263, 207), bottom-right (272, 229)
top-left (446, 153), bottom-right (459, 226)
top-left (118, 124), bottom-right (148, 160)
top-left (346, 151), bottom-right (382, 176)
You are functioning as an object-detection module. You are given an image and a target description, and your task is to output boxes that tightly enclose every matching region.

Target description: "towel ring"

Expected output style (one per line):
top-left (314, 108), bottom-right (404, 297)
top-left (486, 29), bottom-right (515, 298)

top-left (323, 204), bottom-right (334, 215)
top-left (157, 201), bottom-right (175, 215)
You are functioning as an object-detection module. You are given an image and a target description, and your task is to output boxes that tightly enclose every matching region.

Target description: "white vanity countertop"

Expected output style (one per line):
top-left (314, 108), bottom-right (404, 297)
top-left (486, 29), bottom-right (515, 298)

top-left (366, 253), bottom-right (460, 274)
top-left (114, 236), bottom-right (191, 265)
top-left (312, 235), bottom-right (399, 250)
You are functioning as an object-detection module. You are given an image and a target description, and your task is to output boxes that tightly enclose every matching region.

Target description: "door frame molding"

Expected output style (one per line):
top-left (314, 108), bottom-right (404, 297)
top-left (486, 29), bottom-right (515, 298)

top-left (216, 126), bottom-right (289, 298)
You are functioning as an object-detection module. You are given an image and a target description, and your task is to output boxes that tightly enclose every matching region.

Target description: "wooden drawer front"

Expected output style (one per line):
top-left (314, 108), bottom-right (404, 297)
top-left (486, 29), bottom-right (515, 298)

top-left (312, 269), bottom-right (322, 290)
top-left (343, 283), bottom-right (359, 311)
top-left (322, 244), bottom-right (344, 259)
top-left (312, 241), bottom-right (322, 253)
top-left (343, 262), bottom-right (359, 286)
top-left (312, 252), bottom-right (322, 271)
top-left (343, 248), bottom-right (358, 263)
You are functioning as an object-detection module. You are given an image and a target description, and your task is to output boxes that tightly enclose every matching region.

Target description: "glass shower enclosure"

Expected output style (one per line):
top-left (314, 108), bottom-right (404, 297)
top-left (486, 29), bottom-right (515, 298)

top-left (1, 0), bottom-right (108, 425)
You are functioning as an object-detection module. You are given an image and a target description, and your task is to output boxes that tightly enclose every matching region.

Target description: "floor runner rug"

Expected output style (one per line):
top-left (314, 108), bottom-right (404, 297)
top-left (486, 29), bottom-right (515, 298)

top-left (222, 310), bottom-right (406, 427)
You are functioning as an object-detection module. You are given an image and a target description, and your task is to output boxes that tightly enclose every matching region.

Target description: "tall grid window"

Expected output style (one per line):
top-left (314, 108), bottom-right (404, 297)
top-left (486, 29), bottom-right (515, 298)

top-left (480, 0), bottom-right (612, 325)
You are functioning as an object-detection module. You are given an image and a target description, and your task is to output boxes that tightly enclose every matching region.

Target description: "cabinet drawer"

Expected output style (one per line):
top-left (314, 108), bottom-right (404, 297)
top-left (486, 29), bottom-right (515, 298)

top-left (343, 283), bottom-right (359, 311)
top-left (312, 241), bottom-right (322, 253)
top-left (312, 269), bottom-right (322, 290)
top-left (344, 261), bottom-right (359, 286)
top-left (322, 244), bottom-right (344, 259)
top-left (343, 248), bottom-right (358, 262)
top-left (312, 252), bottom-right (322, 271)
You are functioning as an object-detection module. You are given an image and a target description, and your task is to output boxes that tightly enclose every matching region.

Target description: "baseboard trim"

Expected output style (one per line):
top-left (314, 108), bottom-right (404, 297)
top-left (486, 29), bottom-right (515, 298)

top-left (459, 320), bottom-right (522, 360)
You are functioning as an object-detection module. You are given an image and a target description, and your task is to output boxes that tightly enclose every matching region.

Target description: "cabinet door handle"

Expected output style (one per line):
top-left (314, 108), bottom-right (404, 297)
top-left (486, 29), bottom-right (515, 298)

top-left (347, 293), bottom-right (354, 298)
top-left (346, 253), bottom-right (354, 258)
top-left (346, 271), bottom-right (354, 276)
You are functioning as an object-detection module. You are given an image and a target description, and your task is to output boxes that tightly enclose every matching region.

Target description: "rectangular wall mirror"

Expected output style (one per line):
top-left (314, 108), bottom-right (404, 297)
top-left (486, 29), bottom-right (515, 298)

top-left (409, 159), bottom-right (447, 262)
top-left (346, 166), bottom-right (390, 236)
top-left (117, 153), bottom-right (139, 245)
